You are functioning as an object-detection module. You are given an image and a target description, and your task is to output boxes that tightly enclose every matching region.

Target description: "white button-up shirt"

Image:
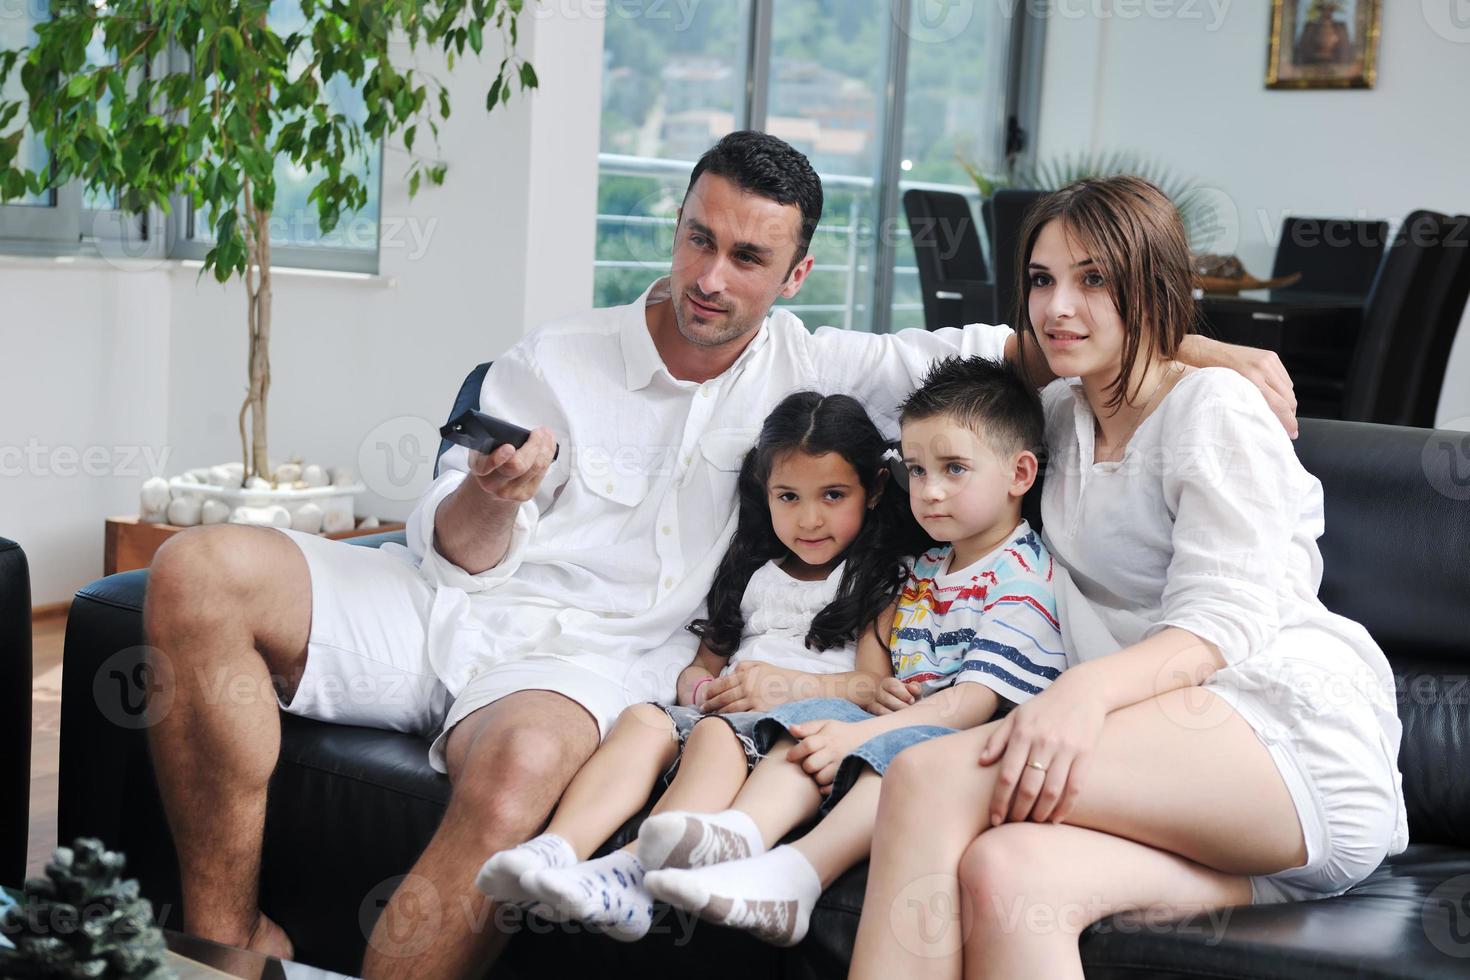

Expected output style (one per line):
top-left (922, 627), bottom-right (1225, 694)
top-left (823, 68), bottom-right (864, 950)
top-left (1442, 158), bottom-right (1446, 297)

top-left (391, 278), bottom-right (1010, 696)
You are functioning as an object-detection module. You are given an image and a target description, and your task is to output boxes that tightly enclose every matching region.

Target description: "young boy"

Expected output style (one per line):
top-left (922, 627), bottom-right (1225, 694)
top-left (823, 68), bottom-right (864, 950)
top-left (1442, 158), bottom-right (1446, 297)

top-left (626, 355), bottom-right (1066, 946)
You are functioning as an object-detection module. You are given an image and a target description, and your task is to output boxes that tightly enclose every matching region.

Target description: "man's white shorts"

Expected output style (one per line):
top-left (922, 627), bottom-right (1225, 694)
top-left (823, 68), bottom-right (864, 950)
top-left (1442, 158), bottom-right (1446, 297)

top-left (271, 528), bottom-right (675, 773)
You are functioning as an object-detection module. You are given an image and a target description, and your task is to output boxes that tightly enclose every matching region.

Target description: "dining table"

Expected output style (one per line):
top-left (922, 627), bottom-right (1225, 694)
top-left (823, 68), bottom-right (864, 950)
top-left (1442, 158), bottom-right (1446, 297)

top-left (1196, 288), bottom-right (1366, 419)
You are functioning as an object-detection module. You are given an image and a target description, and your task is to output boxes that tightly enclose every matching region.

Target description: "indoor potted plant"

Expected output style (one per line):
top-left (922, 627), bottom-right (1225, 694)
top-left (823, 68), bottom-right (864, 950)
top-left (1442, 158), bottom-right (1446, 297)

top-left (1, 0), bottom-right (536, 527)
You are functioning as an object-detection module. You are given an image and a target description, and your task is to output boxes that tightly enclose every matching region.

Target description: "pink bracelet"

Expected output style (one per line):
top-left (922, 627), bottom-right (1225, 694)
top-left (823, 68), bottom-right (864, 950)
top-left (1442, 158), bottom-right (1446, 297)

top-left (691, 676), bottom-right (713, 707)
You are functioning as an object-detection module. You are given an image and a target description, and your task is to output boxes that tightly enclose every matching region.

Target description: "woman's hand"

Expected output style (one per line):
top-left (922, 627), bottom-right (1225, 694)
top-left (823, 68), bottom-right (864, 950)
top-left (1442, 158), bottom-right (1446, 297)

top-left (786, 719), bottom-right (868, 787)
top-left (870, 677), bottom-right (922, 715)
top-left (978, 676), bottom-right (1107, 826)
top-left (699, 661), bottom-right (817, 713)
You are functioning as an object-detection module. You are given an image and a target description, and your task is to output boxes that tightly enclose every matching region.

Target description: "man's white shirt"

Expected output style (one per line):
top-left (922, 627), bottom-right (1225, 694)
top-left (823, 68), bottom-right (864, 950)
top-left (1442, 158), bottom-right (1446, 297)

top-left (385, 277), bottom-right (1011, 696)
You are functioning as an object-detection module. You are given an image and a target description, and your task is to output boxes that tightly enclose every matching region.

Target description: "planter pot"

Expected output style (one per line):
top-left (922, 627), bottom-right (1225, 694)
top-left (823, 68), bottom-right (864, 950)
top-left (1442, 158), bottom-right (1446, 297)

top-left (166, 477), bottom-right (366, 531)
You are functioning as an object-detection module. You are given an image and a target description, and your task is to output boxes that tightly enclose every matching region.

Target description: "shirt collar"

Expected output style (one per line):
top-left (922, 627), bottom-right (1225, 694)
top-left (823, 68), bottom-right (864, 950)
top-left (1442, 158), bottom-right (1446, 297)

top-left (620, 276), bottom-right (773, 391)
top-left (621, 278), bottom-right (669, 391)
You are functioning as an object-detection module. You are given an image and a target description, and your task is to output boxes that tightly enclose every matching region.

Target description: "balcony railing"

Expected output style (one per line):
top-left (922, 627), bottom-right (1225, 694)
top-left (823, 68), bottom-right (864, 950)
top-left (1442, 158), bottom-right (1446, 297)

top-left (595, 152), bottom-right (983, 332)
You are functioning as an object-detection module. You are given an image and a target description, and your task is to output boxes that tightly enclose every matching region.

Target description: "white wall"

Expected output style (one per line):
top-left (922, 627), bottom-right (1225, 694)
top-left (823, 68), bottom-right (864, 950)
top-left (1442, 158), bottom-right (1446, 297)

top-left (2, 9), bottom-right (605, 606)
top-left (1033, 2), bottom-right (1470, 428)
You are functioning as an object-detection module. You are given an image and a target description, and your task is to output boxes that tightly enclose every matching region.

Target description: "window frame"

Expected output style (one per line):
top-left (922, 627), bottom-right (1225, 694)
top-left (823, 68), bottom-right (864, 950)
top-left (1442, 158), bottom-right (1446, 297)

top-left (594, 0), bottom-right (1045, 334)
top-left (0, 27), bottom-right (383, 274)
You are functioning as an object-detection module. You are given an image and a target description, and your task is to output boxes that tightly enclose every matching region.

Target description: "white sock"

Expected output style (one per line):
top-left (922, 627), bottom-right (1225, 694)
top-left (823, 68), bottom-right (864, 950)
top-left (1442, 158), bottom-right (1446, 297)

top-left (522, 850), bottom-right (655, 943)
top-left (475, 833), bottom-right (576, 907)
top-left (636, 809), bottom-right (765, 871)
top-left (643, 845), bottom-right (822, 947)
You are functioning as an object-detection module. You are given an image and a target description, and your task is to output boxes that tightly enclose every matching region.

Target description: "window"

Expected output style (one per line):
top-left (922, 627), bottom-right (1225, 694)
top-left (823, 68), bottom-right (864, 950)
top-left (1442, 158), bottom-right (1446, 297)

top-left (593, 0), bottom-right (1039, 333)
top-left (175, 0), bottom-right (382, 272)
top-left (0, 2), bottom-right (381, 272)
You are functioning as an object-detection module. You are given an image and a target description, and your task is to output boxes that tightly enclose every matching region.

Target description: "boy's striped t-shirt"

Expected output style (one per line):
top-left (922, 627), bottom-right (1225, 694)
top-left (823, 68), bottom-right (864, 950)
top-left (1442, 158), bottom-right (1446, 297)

top-left (889, 521), bottom-right (1066, 705)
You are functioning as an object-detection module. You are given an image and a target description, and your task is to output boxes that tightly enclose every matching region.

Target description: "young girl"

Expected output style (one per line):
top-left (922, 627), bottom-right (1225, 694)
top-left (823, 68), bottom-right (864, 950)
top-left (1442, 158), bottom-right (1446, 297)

top-left (475, 390), bottom-right (928, 941)
top-left (848, 176), bottom-right (1409, 978)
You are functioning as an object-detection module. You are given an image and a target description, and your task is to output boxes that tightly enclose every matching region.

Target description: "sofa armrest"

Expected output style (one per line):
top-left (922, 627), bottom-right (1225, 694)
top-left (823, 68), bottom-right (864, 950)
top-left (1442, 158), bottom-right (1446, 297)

top-left (1, 537), bottom-right (33, 884)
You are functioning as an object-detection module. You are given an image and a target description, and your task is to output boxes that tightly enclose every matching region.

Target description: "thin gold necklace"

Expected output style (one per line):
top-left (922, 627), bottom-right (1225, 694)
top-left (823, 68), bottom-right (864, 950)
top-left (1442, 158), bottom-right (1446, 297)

top-left (1096, 362), bottom-right (1183, 452)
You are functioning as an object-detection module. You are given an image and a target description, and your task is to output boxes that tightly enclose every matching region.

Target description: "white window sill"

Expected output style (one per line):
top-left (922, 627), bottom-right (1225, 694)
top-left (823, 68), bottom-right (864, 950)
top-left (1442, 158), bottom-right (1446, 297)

top-left (0, 251), bottom-right (397, 288)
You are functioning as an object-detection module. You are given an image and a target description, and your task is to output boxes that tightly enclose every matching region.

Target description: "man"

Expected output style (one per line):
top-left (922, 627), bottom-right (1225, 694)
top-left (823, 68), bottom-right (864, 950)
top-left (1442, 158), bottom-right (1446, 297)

top-left (144, 132), bottom-right (1296, 979)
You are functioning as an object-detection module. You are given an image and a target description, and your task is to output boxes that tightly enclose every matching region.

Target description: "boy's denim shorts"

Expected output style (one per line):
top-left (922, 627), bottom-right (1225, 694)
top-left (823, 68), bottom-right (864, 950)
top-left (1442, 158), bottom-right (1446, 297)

top-left (755, 697), bottom-right (957, 814)
top-left (653, 703), bottom-right (770, 783)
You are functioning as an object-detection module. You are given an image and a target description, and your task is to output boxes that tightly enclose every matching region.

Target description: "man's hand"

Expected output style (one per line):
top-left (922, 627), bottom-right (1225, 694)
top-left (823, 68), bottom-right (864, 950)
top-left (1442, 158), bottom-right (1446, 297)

top-left (870, 677), bottom-right (922, 715)
top-left (466, 427), bottom-right (558, 501)
top-left (1178, 335), bottom-right (1299, 438)
top-left (699, 661), bottom-right (818, 714)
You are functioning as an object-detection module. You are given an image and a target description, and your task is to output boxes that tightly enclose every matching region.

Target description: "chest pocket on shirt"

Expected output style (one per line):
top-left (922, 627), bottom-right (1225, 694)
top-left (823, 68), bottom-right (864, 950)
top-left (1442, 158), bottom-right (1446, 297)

top-left (575, 452), bottom-right (650, 507)
top-left (699, 428), bottom-right (758, 472)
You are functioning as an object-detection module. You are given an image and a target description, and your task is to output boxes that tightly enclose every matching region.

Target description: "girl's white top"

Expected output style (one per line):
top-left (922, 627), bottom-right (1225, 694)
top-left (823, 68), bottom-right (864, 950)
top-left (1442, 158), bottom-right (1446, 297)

top-left (724, 559), bottom-right (857, 675)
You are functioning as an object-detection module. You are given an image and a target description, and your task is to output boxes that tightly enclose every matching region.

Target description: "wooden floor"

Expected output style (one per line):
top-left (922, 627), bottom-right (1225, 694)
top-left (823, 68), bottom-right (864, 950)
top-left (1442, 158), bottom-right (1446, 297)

top-left (28, 614), bottom-right (64, 878)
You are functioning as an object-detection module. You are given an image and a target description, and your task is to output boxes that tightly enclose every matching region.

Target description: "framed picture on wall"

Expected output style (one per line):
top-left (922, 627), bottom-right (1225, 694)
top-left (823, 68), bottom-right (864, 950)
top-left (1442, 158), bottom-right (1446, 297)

top-left (1267, 0), bottom-right (1382, 89)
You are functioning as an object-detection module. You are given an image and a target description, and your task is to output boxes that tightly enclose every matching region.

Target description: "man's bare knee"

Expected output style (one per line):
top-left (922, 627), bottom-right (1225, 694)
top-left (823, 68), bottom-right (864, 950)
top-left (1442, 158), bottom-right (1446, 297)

top-left (443, 694), bottom-right (600, 837)
top-left (146, 525), bottom-right (311, 680)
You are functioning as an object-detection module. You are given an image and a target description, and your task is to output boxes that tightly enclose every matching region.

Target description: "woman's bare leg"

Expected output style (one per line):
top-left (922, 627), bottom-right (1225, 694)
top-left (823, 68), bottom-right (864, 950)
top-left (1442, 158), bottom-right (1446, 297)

top-left (957, 823), bottom-right (1250, 980)
top-left (850, 688), bottom-right (1304, 979)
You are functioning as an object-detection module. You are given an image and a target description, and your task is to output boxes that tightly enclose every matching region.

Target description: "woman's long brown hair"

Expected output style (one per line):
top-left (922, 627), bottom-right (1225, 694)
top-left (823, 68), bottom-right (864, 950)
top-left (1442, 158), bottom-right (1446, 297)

top-left (1013, 176), bottom-right (1200, 412)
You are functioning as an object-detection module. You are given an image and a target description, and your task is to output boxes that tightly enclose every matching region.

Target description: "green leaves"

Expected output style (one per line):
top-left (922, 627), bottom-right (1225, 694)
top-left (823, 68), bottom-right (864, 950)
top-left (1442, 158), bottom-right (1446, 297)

top-left (0, 0), bottom-right (536, 282)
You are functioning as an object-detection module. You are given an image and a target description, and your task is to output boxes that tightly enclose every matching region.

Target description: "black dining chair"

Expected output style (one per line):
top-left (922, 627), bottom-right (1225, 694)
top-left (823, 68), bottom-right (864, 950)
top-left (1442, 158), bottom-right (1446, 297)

top-left (902, 188), bottom-right (993, 331)
top-left (1397, 213), bottom-right (1470, 427)
top-left (1340, 210), bottom-right (1453, 424)
top-left (1270, 216), bottom-right (1389, 301)
top-left (987, 189), bottom-right (1048, 328)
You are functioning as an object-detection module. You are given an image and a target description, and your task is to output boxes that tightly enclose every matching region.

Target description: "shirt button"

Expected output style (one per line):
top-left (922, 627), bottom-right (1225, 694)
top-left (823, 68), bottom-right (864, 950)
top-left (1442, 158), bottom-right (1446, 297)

top-left (664, 576), bottom-right (674, 588)
top-left (605, 482), bottom-right (615, 494)
top-left (683, 454), bottom-right (692, 467)
top-left (661, 525), bottom-right (671, 535)
top-left (702, 387), bottom-right (712, 398)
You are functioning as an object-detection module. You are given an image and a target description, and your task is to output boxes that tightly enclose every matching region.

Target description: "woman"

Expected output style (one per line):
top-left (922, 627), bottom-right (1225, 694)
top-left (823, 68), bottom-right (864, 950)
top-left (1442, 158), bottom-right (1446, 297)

top-left (848, 176), bottom-right (1407, 978)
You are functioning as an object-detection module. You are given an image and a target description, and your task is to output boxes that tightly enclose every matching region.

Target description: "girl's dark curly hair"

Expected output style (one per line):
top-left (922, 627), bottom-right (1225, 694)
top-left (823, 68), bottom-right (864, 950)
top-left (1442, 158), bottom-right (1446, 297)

top-left (688, 391), bottom-right (930, 658)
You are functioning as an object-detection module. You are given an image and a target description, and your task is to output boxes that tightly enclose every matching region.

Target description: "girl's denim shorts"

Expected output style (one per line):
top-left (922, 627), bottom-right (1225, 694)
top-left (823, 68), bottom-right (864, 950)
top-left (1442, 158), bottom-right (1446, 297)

top-left (756, 697), bottom-right (956, 813)
top-left (653, 703), bottom-right (770, 783)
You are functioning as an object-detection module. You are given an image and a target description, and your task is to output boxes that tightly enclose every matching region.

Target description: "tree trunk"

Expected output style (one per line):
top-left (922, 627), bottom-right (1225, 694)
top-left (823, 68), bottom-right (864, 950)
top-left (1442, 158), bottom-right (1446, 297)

top-left (240, 177), bottom-right (273, 485)
top-left (251, 202), bottom-right (272, 482)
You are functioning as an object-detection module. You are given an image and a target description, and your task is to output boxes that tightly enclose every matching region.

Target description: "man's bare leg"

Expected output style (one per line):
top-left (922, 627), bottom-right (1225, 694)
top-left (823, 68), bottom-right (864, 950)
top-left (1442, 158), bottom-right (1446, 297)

top-left (361, 690), bottom-right (599, 980)
top-left (144, 525), bottom-right (312, 958)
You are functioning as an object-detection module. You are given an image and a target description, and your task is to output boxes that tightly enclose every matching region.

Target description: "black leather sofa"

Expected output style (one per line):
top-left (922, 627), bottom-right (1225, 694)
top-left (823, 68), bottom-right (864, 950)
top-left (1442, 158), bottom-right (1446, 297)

top-left (1, 536), bottom-right (33, 887)
top-left (58, 367), bottom-right (1470, 978)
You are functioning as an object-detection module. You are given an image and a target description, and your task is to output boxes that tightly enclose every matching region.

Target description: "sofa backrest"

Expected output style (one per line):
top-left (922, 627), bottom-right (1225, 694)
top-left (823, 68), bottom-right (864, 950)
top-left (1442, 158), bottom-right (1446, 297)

top-left (1294, 417), bottom-right (1470, 846)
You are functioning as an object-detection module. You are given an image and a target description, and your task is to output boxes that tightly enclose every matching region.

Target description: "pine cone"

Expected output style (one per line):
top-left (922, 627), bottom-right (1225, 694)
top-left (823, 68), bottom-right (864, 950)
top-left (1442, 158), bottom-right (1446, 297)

top-left (0, 838), bottom-right (173, 979)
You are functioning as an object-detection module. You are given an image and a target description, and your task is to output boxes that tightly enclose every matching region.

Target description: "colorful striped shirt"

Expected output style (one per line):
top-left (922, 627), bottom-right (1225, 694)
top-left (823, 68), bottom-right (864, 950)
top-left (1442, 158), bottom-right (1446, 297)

top-left (889, 521), bottom-right (1065, 705)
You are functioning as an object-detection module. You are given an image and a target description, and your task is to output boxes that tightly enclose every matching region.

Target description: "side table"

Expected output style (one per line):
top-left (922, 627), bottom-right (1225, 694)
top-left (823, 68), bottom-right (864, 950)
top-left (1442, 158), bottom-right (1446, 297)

top-left (104, 516), bottom-right (407, 575)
